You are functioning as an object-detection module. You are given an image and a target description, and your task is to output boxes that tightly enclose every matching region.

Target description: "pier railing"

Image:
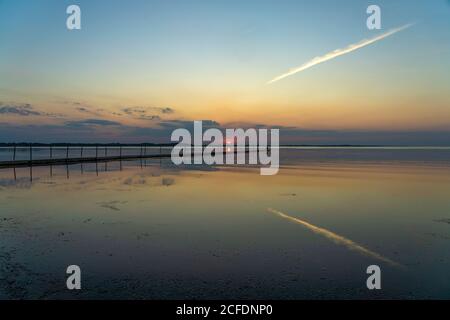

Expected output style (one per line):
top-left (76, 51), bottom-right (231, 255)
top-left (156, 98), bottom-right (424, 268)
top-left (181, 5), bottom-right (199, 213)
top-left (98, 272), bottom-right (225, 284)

top-left (0, 144), bottom-right (257, 169)
top-left (0, 144), bottom-right (172, 169)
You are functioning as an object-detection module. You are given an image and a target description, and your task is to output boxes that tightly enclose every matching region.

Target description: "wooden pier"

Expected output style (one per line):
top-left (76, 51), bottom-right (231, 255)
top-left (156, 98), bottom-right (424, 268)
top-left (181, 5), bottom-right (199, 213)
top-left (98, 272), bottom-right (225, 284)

top-left (0, 144), bottom-right (172, 169)
top-left (0, 144), bottom-right (254, 169)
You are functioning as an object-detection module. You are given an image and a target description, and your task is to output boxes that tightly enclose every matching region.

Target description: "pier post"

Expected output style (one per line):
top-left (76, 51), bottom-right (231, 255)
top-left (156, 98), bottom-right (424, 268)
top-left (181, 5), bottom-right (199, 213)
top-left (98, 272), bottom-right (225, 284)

top-left (29, 144), bottom-right (32, 182)
top-left (96, 145), bottom-right (98, 159)
top-left (50, 145), bottom-right (53, 159)
top-left (144, 144), bottom-right (147, 166)
top-left (140, 144), bottom-right (143, 168)
top-left (81, 146), bottom-right (83, 158)
top-left (120, 145), bottom-right (122, 158)
top-left (66, 145), bottom-right (69, 160)
top-left (13, 144), bottom-right (16, 161)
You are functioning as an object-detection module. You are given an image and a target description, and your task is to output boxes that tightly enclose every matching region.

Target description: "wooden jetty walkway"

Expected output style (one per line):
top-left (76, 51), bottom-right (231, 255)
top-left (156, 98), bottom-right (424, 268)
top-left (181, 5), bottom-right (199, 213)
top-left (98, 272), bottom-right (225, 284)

top-left (0, 145), bottom-right (173, 169)
top-left (0, 144), bottom-right (252, 169)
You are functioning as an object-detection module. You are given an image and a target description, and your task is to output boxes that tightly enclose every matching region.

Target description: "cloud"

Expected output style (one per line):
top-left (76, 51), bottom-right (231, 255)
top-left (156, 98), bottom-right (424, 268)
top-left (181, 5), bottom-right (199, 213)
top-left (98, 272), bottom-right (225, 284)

top-left (157, 107), bottom-right (175, 114)
top-left (158, 119), bottom-right (220, 129)
top-left (65, 119), bottom-right (122, 127)
top-left (223, 121), bottom-right (295, 130)
top-left (140, 115), bottom-right (162, 121)
top-left (75, 106), bottom-right (103, 116)
top-left (121, 106), bottom-right (175, 120)
top-left (0, 103), bottom-right (41, 116)
top-left (59, 100), bottom-right (110, 117)
top-left (160, 107), bottom-right (175, 114)
top-left (76, 107), bottom-right (89, 113)
top-left (268, 23), bottom-right (414, 84)
top-left (0, 118), bottom-right (449, 145)
top-left (60, 101), bottom-right (175, 120)
top-left (0, 102), bottom-right (64, 118)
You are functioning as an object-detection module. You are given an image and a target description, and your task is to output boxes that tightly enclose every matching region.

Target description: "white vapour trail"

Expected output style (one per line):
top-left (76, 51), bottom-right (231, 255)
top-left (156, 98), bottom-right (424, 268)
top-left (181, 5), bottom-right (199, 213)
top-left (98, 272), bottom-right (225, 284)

top-left (268, 208), bottom-right (403, 268)
top-left (267, 23), bottom-right (414, 84)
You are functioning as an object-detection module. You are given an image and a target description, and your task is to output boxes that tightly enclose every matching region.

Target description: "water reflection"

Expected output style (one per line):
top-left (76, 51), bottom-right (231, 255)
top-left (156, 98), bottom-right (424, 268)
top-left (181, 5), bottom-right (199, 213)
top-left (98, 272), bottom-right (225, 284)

top-left (1, 148), bottom-right (450, 299)
top-left (268, 208), bottom-right (402, 268)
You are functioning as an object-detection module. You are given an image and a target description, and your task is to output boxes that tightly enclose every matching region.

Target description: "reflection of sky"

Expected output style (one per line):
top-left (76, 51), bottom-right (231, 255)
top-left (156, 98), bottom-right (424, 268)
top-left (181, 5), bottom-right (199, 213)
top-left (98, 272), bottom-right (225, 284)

top-left (0, 0), bottom-right (449, 144)
top-left (1, 149), bottom-right (450, 298)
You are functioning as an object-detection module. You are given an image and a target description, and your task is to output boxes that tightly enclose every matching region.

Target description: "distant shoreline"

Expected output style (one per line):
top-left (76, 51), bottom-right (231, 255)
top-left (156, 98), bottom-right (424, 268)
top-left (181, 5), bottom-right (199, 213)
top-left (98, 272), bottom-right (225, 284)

top-left (0, 143), bottom-right (449, 148)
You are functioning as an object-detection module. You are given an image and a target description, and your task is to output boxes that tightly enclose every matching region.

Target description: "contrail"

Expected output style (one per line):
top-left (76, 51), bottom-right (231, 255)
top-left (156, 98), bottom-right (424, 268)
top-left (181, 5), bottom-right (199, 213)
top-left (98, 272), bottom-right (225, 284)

top-left (268, 208), bottom-right (403, 268)
top-left (267, 23), bottom-right (414, 84)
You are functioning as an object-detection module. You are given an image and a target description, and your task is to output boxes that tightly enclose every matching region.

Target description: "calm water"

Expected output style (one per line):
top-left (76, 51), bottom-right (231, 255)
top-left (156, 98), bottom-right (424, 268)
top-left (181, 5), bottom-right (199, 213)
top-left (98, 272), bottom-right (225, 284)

top-left (1, 148), bottom-right (450, 299)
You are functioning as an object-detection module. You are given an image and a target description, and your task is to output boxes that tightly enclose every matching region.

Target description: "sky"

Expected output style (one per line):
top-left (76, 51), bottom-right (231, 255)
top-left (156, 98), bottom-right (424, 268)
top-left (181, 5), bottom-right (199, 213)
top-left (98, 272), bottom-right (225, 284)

top-left (0, 0), bottom-right (449, 144)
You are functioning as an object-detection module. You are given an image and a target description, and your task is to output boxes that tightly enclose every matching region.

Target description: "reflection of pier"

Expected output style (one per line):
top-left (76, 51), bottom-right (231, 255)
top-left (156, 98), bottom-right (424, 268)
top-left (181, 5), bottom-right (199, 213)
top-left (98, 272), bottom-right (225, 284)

top-left (0, 154), bottom-right (171, 169)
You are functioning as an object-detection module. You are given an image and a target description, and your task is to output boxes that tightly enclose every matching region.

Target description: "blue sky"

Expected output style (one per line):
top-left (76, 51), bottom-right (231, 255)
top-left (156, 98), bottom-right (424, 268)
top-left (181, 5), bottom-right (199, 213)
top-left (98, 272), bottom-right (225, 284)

top-left (0, 0), bottom-right (449, 144)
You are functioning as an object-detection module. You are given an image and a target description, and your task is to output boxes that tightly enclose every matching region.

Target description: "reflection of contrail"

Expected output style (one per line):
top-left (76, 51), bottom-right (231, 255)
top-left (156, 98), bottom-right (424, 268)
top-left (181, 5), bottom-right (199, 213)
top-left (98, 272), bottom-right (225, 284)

top-left (267, 23), bottom-right (414, 84)
top-left (268, 208), bottom-right (402, 268)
